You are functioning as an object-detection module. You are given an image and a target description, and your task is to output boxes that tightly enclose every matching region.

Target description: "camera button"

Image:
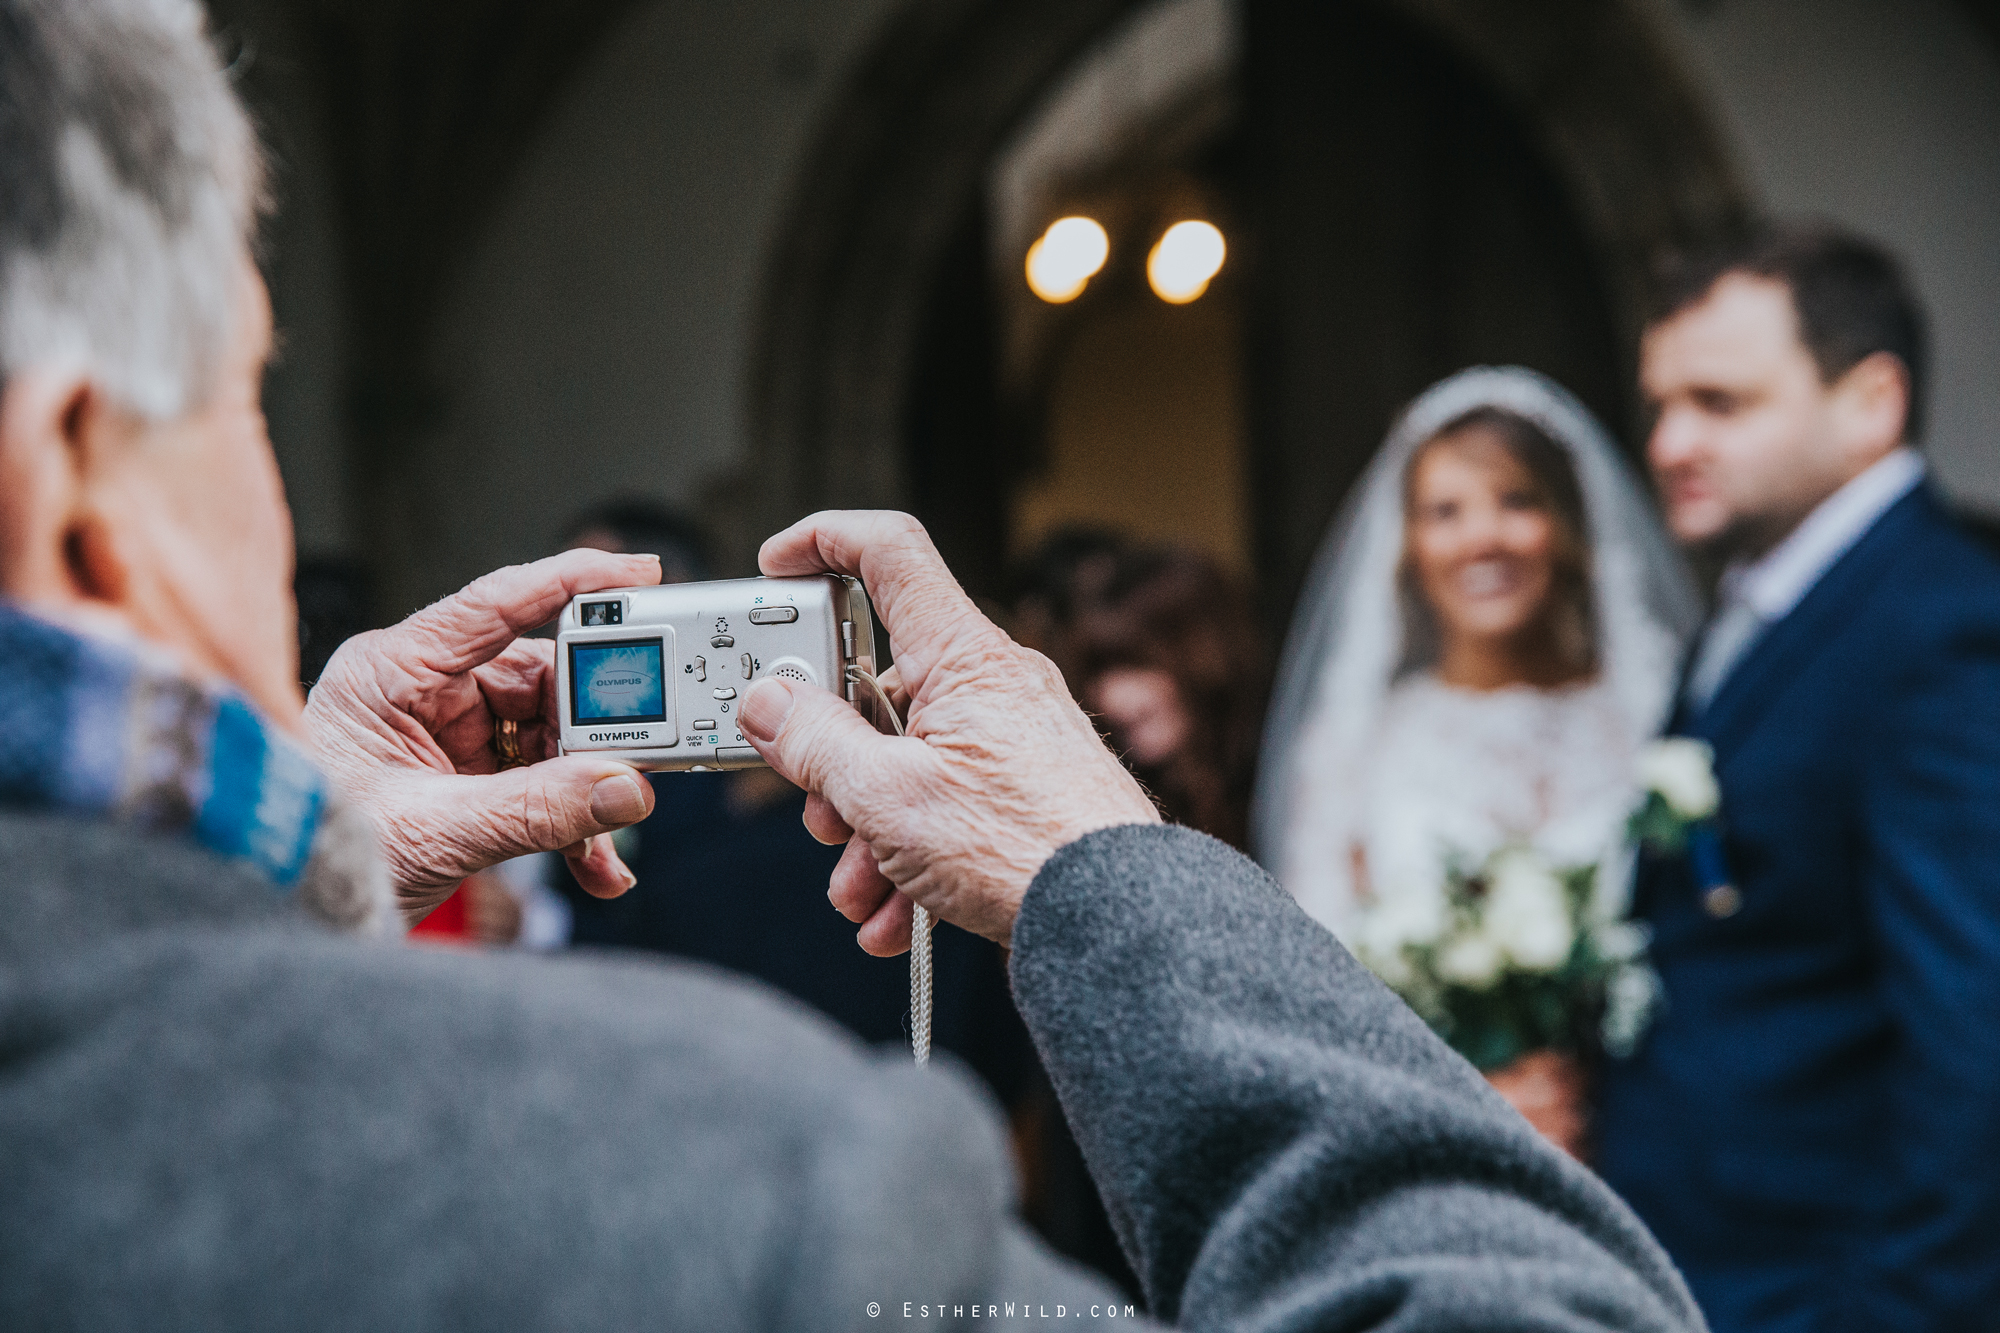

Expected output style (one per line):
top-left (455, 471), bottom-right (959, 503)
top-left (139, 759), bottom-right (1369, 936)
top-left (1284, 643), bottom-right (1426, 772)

top-left (748, 607), bottom-right (799, 625)
top-left (740, 653), bottom-right (753, 679)
top-left (693, 718), bottom-right (717, 731)
top-left (693, 656), bottom-right (706, 682)
top-left (711, 635), bottom-right (734, 648)
top-left (712, 687), bottom-right (738, 701)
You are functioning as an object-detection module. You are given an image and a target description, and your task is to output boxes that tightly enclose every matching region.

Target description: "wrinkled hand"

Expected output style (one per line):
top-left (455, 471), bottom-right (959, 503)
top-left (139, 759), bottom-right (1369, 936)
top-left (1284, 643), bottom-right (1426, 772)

top-left (305, 551), bottom-right (662, 922)
top-left (737, 511), bottom-right (1159, 954)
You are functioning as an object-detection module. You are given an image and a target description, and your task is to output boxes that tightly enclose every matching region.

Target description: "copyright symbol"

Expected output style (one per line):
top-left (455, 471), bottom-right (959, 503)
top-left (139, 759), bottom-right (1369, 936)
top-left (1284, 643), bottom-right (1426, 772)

top-left (867, 1303), bottom-right (881, 1318)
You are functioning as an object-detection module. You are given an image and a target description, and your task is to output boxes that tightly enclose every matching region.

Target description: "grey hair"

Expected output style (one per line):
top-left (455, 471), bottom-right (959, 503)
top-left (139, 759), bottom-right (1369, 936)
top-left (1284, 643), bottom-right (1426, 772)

top-left (0, 0), bottom-right (262, 421)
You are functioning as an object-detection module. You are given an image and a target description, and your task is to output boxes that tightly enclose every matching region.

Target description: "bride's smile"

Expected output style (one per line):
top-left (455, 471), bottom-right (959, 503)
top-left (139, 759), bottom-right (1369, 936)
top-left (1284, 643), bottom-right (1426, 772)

top-left (1454, 555), bottom-right (1534, 605)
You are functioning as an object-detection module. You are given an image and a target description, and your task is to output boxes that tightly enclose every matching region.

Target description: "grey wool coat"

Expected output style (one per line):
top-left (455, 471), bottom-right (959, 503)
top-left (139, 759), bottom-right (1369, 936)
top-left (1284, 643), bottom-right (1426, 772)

top-left (0, 812), bottom-right (1703, 1331)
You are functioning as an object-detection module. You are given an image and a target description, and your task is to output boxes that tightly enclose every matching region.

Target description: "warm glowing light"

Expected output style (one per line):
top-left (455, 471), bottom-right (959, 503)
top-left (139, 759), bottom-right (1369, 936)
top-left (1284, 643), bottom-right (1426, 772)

top-left (1147, 220), bottom-right (1226, 304)
top-left (1026, 216), bottom-right (1110, 303)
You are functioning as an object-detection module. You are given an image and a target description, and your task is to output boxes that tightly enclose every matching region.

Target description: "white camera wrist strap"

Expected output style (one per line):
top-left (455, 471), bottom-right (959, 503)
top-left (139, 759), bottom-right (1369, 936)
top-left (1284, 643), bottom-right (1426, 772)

top-left (846, 665), bottom-right (933, 1067)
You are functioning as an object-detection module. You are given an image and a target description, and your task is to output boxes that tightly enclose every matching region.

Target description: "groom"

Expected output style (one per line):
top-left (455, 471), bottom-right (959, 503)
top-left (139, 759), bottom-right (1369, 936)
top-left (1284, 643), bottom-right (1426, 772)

top-left (1595, 225), bottom-right (2000, 1331)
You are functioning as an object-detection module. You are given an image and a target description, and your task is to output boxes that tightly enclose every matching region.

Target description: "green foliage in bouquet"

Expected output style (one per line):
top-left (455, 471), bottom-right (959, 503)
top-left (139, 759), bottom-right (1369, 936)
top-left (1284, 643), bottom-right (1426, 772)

top-left (1629, 789), bottom-right (1695, 856)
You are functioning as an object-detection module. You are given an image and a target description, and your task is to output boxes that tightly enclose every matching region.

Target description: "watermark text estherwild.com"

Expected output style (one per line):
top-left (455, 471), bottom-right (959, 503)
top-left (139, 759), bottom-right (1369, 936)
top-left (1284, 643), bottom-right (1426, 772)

top-left (871, 1302), bottom-right (1140, 1320)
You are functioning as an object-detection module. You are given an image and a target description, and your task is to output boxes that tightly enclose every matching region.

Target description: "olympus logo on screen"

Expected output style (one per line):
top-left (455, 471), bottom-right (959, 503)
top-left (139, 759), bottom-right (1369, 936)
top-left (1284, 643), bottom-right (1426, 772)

top-left (588, 730), bottom-right (653, 743)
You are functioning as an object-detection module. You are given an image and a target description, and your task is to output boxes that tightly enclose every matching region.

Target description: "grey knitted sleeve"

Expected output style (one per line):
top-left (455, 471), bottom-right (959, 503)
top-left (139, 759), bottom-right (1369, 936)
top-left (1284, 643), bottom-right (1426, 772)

top-left (1009, 824), bottom-right (1705, 1332)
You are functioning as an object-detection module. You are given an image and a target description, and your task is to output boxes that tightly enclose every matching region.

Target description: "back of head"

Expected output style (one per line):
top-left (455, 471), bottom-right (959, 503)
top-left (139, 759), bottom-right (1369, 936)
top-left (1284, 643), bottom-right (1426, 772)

top-left (1006, 527), bottom-right (1127, 666)
top-left (1081, 547), bottom-right (1254, 688)
top-left (1009, 528), bottom-right (1126, 621)
top-left (1074, 545), bottom-right (1268, 847)
top-left (1653, 222), bottom-right (1927, 442)
top-left (0, 0), bottom-right (260, 422)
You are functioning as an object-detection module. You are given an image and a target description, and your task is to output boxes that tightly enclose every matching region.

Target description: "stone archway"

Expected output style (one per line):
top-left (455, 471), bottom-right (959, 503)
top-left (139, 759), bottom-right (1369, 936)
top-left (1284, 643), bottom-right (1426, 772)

top-left (725, 0), bottom-right (1142, 577)
top-left (736, 0), bottom-right (1752, 587)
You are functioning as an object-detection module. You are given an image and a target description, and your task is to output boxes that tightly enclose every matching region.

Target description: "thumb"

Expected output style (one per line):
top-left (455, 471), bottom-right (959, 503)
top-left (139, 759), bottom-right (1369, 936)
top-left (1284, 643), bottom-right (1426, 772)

top-left (739, 676), bottom-right (899, 816)
top-left (396, 756), bottom-right (655, 888)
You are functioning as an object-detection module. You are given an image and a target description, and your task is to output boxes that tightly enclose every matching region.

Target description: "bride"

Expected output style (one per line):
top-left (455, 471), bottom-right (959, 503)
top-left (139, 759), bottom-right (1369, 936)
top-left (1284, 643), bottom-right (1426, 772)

top-left (1253, 367), bottom-right (1699, 1153)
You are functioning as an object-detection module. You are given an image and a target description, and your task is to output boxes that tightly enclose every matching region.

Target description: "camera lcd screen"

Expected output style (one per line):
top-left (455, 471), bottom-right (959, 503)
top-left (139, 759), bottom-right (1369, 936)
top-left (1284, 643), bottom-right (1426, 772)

top-left (570, 639), bottom-right (668, 724)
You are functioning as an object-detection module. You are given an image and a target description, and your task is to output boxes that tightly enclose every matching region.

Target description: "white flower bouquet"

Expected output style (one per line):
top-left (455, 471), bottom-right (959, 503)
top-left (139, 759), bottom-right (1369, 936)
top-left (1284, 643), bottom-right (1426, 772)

top-left (1351, 844), bottom-right (1662, 1070)
top-left (1347, 740), bottom-right (1719, 1069)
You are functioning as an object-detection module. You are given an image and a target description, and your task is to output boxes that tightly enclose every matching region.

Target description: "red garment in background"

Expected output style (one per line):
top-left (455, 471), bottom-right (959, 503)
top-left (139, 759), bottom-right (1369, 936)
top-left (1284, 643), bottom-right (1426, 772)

top-left (408, 882), bottom-right (471, 941)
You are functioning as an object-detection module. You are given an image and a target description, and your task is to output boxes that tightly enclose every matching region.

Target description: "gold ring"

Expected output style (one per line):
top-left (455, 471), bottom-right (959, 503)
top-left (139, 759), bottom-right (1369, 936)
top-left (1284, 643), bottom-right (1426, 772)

top-left (494, 717), bottom-right (527, 770)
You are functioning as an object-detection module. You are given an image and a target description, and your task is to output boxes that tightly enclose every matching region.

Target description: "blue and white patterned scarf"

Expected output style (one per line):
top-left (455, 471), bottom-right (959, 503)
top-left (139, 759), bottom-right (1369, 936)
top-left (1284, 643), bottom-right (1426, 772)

top-left (0, 602), bottom-right (394, 932)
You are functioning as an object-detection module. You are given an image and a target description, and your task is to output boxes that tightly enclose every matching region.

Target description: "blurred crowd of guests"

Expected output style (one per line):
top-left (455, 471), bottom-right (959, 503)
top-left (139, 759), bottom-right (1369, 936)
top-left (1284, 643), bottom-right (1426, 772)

top-left (1009, 530), bottom-right (1267, 851)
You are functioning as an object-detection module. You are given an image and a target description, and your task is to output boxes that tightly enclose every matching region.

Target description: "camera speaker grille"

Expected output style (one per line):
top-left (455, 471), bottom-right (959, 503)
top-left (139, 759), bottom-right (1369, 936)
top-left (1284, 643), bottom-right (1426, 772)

top-left (763, 655), bottom-right (819, 688)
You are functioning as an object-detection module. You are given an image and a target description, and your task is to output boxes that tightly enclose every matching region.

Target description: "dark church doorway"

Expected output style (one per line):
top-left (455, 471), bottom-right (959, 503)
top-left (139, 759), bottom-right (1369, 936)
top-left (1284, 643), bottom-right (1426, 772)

top-left (750, 0), bottom-right (1746, 630)
top-left (907, 0), bottom-right (1251, 601)
top-left (1238, 0), bottom-right (1645, 622)
top-left (903, 0), bottom-right (1660, 627)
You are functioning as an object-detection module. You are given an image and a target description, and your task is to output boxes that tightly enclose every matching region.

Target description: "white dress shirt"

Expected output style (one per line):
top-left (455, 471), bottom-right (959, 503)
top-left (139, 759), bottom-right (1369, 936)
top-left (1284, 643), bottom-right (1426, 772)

top-left (1683, 447), bottom-right (1927, 713)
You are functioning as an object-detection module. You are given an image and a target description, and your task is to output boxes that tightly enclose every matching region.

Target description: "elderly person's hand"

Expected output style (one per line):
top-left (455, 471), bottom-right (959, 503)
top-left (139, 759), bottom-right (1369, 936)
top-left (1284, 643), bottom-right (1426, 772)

top-left (306, 550), bottom-right (662, 921)
top-left (737, 512), bottom-right (1160, 954)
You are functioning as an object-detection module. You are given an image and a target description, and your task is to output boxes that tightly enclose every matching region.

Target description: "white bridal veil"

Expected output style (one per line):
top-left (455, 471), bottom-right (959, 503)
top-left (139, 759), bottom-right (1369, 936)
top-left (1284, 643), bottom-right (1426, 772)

top-left (1252, 366), bottom-right (1703, 909)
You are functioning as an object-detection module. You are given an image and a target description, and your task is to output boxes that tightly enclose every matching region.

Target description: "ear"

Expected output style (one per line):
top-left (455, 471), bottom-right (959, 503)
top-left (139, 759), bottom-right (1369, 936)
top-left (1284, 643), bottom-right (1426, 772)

top-left (0, 368), bottom-right (95, 604)
top-left (0, 368), bottom-right (147, 619)
top-left (1828, 350), bottom-right (1911, 465)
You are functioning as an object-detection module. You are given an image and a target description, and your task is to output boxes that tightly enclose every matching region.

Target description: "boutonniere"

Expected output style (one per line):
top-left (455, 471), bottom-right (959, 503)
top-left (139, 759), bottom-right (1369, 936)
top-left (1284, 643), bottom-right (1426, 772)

top-left (1629, 738), bottom-right (1721, 856)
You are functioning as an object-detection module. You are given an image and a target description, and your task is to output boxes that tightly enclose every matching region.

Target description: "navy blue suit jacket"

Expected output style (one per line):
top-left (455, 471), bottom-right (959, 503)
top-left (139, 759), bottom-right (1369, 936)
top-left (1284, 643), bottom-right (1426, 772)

top-left (1597, 487), bottom-right (2000, 1332)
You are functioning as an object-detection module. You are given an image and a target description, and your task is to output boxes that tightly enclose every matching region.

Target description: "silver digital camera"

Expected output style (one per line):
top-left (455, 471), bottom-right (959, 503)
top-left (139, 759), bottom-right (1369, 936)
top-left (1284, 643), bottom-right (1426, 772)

top-left (555, 575), bottom-right (879, 771)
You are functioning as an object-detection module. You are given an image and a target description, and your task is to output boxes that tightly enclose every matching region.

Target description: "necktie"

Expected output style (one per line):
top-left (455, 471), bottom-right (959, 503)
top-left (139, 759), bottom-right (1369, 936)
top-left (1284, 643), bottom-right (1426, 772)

top-left (1683, 594), bottom-right (1766, 716)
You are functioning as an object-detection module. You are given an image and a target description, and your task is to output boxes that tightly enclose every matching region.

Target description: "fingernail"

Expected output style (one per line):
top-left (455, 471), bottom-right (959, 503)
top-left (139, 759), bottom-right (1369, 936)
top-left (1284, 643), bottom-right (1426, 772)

top-left (590, 775), bottom-right (648, 826)
top-left (740, 677), bottom-right (794, 743)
